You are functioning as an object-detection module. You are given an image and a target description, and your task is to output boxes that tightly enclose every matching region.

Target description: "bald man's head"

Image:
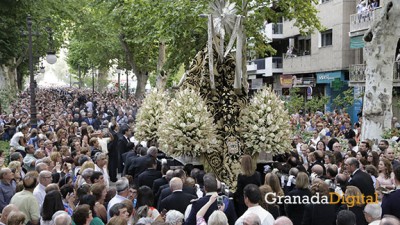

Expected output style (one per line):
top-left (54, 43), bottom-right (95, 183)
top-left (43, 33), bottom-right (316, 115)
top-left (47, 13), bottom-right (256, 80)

top-left (165, 170), bottom-right (174, 181)
top-left (274, 216), bottom-right (293, 225)
top-left (243, 213), bottom-right (261, 225)
top-left (1, 204), bottom-right (19, 224)
top-left (311, 164), bottom-right (323, 177)
top-left (380, 216), bottom-right (400, 225)
top-left (170, 177), bottom-right (183, 191)
top-left (23, 174), bottom-right (37, 190)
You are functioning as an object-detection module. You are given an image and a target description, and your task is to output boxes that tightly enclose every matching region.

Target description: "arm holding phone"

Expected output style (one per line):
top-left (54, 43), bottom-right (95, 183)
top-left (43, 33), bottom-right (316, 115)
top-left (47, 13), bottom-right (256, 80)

top-left (196, 193), bottom-right (224, 224)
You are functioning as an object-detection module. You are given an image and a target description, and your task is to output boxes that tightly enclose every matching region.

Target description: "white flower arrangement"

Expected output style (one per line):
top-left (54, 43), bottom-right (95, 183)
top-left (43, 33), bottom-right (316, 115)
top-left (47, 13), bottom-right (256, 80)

top-left (135, 89), bottom-right (168, 143)
top-left (158, 88), bottom-right (218, 157)
top-left (390, 141), bottom-right (400, 158)
top-left (239, 87), bottom-right (292, 155)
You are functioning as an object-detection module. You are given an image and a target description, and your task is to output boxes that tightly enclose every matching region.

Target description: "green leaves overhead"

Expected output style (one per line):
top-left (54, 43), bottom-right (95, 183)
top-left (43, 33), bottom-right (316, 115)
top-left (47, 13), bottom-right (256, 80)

top-left (1, 0), bottom-right (322, 91)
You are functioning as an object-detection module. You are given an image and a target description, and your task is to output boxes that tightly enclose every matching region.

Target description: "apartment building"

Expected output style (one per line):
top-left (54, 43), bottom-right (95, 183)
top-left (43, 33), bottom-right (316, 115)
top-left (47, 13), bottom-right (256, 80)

top-left (247, 19), bottom-right (287, 92)
top-left (246, 0), bottom-right (361, 121)
top-left (247, 0), bottom-right (400, 121)
top-left (348, 0), bottom-right (400, 118)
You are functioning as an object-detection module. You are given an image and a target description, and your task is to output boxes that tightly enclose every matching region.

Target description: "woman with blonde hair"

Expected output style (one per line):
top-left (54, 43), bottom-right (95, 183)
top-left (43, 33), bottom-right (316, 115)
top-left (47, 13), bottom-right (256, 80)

top-left (91, 183), bottom-right (108, 223)
top-left (75, 161), bottom-right (95, 188)
top-left (6, 211), bottom-right (25, 225)
top-left (286, 172), bottom-right (312, 225)
top-left (340, 186), bottom-right (368, 225)
top-left (264, 173), bottom-right (284, 196)
top-left (376, 158), bottom-right (395, 191)
top-left (259, 185), bottom-right (280, 218)
top-left (8, 161), bottom-right (22, 183)
top-left (233, 154), bottom-right (261, 217)
top-left (301, 180), bottom-right (337, 225)
top-left (264, 172), bottom-right (285, 216)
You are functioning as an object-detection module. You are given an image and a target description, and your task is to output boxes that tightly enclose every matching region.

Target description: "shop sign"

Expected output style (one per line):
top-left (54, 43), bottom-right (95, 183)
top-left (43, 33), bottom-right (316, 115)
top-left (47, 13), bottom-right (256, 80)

top-left (316, 72), bottom-right (343, 84)
top-left (280, 75), bottom-right (293, 88)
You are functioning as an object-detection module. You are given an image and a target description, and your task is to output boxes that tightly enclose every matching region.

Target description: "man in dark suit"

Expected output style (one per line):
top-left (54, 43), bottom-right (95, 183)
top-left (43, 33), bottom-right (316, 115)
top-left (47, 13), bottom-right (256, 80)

top-left (154, 169), bottom-right (174, 204)
top-left (83, 112), bottom-right (99, 130)
top-left (107, 123), bottom-right (119, 182)
top-left (345, 157), bottom-right (376, 200)
top-left (129, 146), bottom-right (158, 184)
top-left (138, 159), bottom-right (162, 188)
top-left (157, 169), bottom-right (196, 208)
top-left (117, 126), bottom-right (131, 173)
top-left (185, 173), bottom-right (237, 225)
top-left (125, 146), bottom-right (147, 176)
top-left (152, 165), bottom-right (170, 195)
top-left (382, 166), bottom-right (400, 219)
top-left (159, 177), bottom-right (197, 214)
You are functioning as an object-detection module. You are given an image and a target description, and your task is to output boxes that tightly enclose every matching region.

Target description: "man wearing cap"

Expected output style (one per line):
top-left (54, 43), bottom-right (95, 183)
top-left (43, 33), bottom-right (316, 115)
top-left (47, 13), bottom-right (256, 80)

top-left (107, 178), bottom-right (131, 221)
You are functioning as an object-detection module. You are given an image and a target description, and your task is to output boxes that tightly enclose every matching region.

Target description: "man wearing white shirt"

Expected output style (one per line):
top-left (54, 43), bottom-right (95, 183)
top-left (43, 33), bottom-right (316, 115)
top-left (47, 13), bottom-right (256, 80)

top-left (363, 203), bottom-right (381, 225)
top-left (10, 125), bottom-right (29, 151)
top-left (94, 153), bottom-right (110, 188)
top-left (33, 170), bottom-right (52, 208)
top-left (107, 178), bottom-right (131, 222)
top-left (235, 184), bottom-right (274, 225)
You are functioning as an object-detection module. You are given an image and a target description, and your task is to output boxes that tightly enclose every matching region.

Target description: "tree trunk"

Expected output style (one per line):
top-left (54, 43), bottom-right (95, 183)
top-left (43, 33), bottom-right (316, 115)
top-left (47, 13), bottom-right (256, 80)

top-left (119, 33), bottom-right (149, 99)
top-left (0, 61), bottom-right (18, 90)
top-left (156, 41), bottom-right (167, 90)
top-left (361, 1), bottom-right (399, 143)
top-left (135, 72), bottom-right (149, 99)
top-left (97, 67), bottom-right (108, 92)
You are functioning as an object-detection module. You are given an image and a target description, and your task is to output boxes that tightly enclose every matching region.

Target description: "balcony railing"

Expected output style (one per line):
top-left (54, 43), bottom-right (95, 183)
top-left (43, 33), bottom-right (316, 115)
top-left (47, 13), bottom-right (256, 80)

top-left (350, 10), bottom-right (375, 33)
top-left (349, 64), bottom-right (366, 83)
top-left (349, 62), bottom-right (400, 86)
top-left (349, 8), bottom-right (383, 35)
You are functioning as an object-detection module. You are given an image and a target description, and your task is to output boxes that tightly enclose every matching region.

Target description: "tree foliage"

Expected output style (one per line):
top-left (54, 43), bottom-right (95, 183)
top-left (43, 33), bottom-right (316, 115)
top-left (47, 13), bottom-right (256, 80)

top-left (305, 95), bottom-right (329, 113)
top-left (64, 0), bottom-right (321, 97)
top-left (1, 0), bottom-right (322, 93)
top-left (0, 0), bottom-right (73, 89)
top-left (285, 87), bottom-right (304, 115)
top-left (332, 88), bottom-right (354, 111)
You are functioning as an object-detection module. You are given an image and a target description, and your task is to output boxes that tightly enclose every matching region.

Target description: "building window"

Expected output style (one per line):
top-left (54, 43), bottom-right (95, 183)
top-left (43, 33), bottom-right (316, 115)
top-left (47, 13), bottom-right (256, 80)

top-left (293, 35), bottom-right (311, 56)
top-left (320, 29), bottom-right (332, 47)
top-left (320, 0), bottom-right (331, 3)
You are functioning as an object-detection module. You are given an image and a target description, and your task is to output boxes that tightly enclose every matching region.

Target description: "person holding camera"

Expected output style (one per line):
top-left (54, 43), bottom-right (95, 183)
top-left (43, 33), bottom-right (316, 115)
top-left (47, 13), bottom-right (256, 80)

top-left (185, 173), bottom-right (237, 225)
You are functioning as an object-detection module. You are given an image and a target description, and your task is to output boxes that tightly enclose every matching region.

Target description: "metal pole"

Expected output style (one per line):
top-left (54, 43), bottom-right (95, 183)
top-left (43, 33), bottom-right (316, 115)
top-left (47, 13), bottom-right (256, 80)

top-left (28, 16), bottom-right (37, 128)
top-left (92, 66), bottom-right (95, 94)
top-left (118, 72), bottom-right (121, 96)
top-left (126, 72), bottom-right (129, 99)
top-left (70, 74), bottom-right (72, 87)
top-left (78, 64), bottom-right (81, 88)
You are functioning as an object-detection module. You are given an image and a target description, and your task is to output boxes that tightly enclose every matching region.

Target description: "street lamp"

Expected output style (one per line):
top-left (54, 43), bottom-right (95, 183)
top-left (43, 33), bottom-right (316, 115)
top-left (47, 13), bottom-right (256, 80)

top-left (126, 70), bottom-right (129, 99)
top-left (116, 68), bottom-right (121, 96)
top-left (26, 15), bottom-right (57, 128)
top-left (92, 66), bottom-right (95, 94)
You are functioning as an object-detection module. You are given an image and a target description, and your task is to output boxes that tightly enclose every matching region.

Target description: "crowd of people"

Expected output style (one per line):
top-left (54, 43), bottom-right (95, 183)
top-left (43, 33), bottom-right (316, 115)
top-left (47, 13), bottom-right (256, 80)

top-left (0, 87), bottom-right (400, 225)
